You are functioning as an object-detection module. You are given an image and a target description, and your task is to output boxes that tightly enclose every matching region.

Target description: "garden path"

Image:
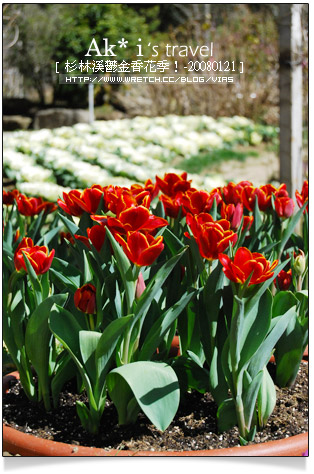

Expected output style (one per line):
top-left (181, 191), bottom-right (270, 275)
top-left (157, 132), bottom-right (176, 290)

top-left (214, 150), bottom-right (279, 186)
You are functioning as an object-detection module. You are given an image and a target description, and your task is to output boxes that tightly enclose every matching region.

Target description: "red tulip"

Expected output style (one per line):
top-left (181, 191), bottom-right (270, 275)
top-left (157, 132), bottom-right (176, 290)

top-left (92, 205), bottom-right (168, 235)
top-left (181, 189), bottom-right (213, 215)
top-left (14, 229), bottom-right (20, 243)
top-left (57, 190), bottom-right (85, 217)
top-left (16, 194), bottom-right (56, 216)
top-left (87, 225), bottom-right (107, 252)
top-left (71, 185), bottom-right (104, 214)
top-left (242, 215), bottom-right (254, 232)
top-left (222, 181), bottom-right (253, 205)
top-left (208, 187), bottom-right (223, 208)
top-left (14, 237), bottom-right (55, 274)
top-left (3, 189), bottom-right (19, 205)
top-left (295, 180), bottom-right (308, 213)
top-left (218, 247), bottom-right (278, 286)
top-left (131, 180), bottom-right (157, 203)
top-left (275, 269), bottom-right (292, 291)
top-left (156, 172), bottom-right (192, 197)
top-left (274, 183), bottom-right (289, 198)
top-left (74, 284), bottom-right (97, 314)
top-left (136, 178), bottom-right (159, 200)
top-left (186, 213), bottom-right (237, 261)
top-left (274, 196), bottom-right (295, 218)
top-left (220, 202), bottom-right (244, 230)
top-left (242, 186), bottom-right (274, 212)
top-left (104, 186), bottom-right (142, 217)
top-left (115, 231), bottom-right (164, 266)
top-left (160, 193), bottom-right (184, 218)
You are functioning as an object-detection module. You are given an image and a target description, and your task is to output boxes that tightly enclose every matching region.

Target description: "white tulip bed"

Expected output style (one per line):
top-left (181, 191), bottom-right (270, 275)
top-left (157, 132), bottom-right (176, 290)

top-left (3, 115), bottom-right (277, 201)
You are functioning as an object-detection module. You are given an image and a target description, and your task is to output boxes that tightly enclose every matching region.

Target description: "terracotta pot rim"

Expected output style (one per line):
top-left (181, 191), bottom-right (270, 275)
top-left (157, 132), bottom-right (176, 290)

top-left (3, 371), bottom-right (308, 457)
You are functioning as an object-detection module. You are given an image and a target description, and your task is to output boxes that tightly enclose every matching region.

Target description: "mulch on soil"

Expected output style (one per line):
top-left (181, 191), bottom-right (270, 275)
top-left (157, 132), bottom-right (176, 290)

top-left (3, 362), bottom-right (308, 452)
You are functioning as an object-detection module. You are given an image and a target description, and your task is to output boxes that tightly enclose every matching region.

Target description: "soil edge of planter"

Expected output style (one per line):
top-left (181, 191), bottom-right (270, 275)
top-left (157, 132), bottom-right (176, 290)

top-left (3, 371), bottom-right (308, 457)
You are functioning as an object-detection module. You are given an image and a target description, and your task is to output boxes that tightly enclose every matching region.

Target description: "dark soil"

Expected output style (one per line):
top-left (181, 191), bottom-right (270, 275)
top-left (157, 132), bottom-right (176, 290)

top-left (3, 362), bottom-right (308, 452)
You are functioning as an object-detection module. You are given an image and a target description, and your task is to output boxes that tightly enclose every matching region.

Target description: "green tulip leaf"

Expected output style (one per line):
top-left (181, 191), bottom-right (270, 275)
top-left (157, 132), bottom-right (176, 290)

top-left (95, 315), bottom-right (134, 385)
top-left (58, 213), bottom-right (79, 238)
top-left (134, 246), bottom-right (188, 327)
top-left (272, 291), bottom-right (298, 318)
top-left (25, 293), bottom-right (68, 410)
top-left (107, 361), bottom-right (180, 431)
top-left (49, 304), bottom-right (97, 411)
top-left (50, 257), bottom-right (81, 292)
top-left (242, 369), bottom-right (263, 429)
top-left (79, 330), bottom-right (102, 386)
top-left (257, 366), bottom-right (276, 427)
top-left (248, 305), bottom-right (296, 376)
top-left (37, 226), bottom-right (63, 247)
top-left (105, 227), bottom-right (136, 313)
top-left (239, 289), bottom-right (273, 371)
top-left (274, 311), bottom-right (304, 387)
top-left (138, 288), bottom-right (196, 361)
top-left (217, 398), bottom-right (237, 432)
top-left (51, 353), bottom-right (76, 408)
top-left (278, 200), bottom-right (308, 256)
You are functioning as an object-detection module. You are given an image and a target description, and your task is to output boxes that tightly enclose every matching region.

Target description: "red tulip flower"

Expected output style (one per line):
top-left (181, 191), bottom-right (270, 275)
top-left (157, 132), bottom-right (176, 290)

top-left (87, 225), bottom-right (107, 252)
top-left (130, 181), bottom-right (157, 204)
top-left (242, 215), bottom-right (254, 232)
top-left (74, 283), bottom-right (97, 314)
top-left (274, 196), bottom-right (295, 218)
top-left (14, 229), bottom-right (20, 243)
top-left (16, 194), bottom-right (56, 216)
top-left (181, 189), bottom-right (213, 215)
top-left (156, 172), bottom-right (192, 197)
top-left (275, 269), bottom-right (292, 291)
top-left (242, 186), bottom-right (274, 212)
top-left (295, 180), bottom-right (308, 213)
top-left (186, 213), bottom-right (237, 261)
top-left (115, 231), bottom-right (164, 267)
top-left (14, 237), bottom-right (55, 274)
top-left (220, 202), bottom-right (253, 232)
top-left (220, 202), bottom-right (244, 230)
top-left (57, 190), bottom-right (85, 217)
top-left (218, 247), bottom-right (278, 286)
top-left (222, 181), bottom-right (253, 205)
top-left (104, 186), bottom-right (146, 216)
top-left (71, 185), bottom-right (104, 214)
top-left (160, 193), bottom-right (184, 218)
top-left (274, 183), bottom-right (289, 199)
top-left (92, 205), bottom-right (168, 235)
top-left (208, 187), bottom-right (223, 208)
top-left (3, 189), bottom-right (19, 205)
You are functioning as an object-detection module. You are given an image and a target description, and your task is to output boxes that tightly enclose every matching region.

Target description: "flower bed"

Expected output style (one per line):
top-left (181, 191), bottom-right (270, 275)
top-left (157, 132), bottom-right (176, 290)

top-left (3, 115), bottom-right (277, 201)
top-left (3, 173), bottom-right (308, 453)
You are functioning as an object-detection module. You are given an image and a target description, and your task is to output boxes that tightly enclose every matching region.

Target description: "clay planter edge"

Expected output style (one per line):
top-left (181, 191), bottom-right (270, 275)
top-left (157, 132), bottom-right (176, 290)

top-left (3, 371), bottom-right (308, 457)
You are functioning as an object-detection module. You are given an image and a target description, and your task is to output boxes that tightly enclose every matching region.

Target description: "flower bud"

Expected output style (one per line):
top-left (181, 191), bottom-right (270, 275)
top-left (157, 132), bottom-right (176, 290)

top-left (74, 284), bottom-right (97, 314)
top-left (275, 269), bottom-right (292, 291)
top-left (293, 250), bottom-right (306, 276)
top-left (135, 272), bottom-right (146, 299)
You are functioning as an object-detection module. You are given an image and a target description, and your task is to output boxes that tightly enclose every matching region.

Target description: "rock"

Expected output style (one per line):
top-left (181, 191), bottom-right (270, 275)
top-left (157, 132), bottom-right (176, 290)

top-left (111, 86), bottom-right (154, 117)
top-left (3, 115), bottom-right (32, 131)
top-left (33, 108), bottom-right (90, 129)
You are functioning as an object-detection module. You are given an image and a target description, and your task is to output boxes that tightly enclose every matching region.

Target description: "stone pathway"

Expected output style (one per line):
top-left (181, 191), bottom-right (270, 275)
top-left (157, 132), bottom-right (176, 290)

top-left (215, 151), bottom-right (279, 186)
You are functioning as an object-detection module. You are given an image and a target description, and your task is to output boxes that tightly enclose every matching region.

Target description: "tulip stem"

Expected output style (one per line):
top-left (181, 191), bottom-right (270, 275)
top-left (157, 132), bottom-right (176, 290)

top-left (89, 314), bottom-right (95, 331)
